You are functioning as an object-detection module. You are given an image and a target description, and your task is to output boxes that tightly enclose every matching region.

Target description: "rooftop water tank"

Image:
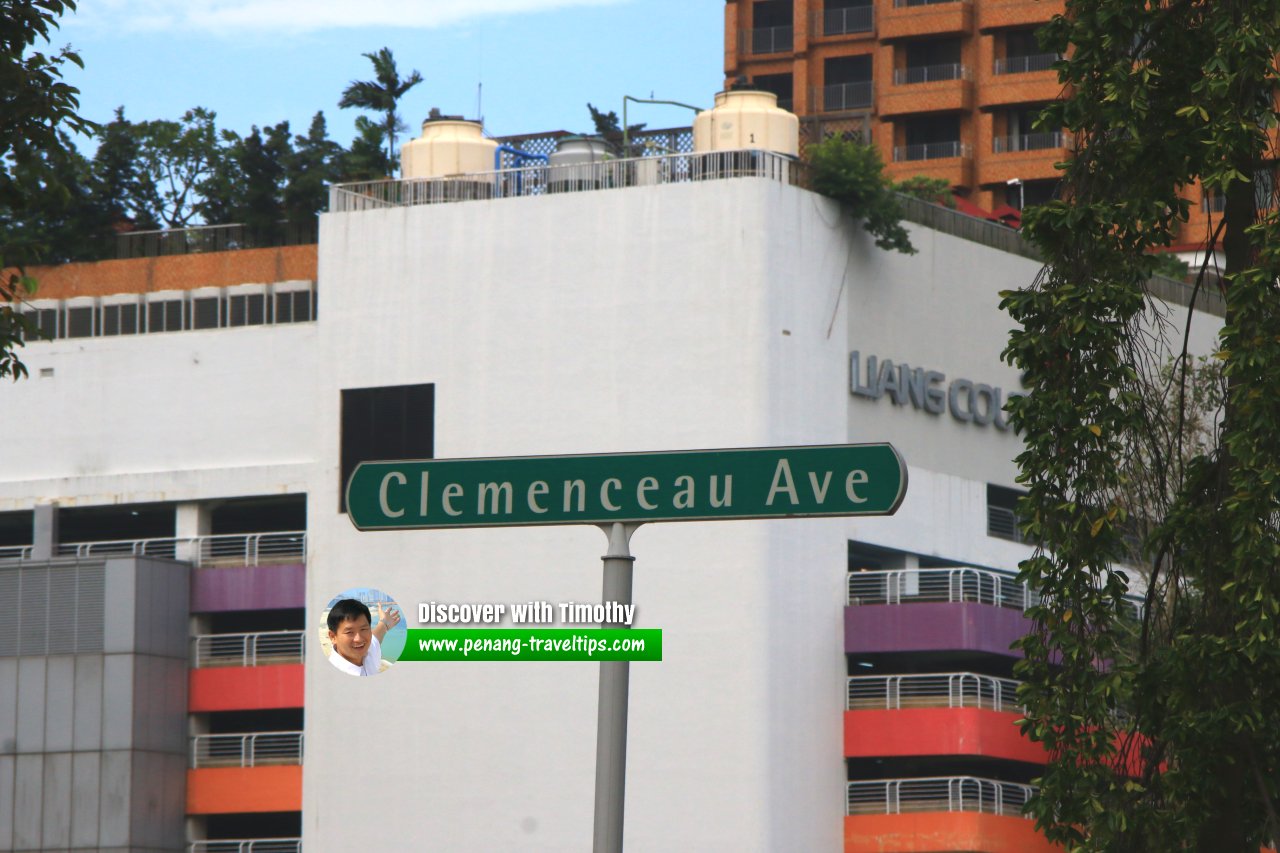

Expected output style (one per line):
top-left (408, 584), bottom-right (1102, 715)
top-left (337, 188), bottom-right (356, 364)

top-left (547, 136), bottom-right (615, 193)
top-left (400, 118), bottom-right (498, 179)
top-left (692, 90), bottom-right (799, 157)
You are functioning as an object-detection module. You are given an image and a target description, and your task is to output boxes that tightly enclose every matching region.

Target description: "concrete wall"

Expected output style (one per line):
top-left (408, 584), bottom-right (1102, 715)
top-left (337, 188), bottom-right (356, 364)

top-left (0, 558), bottom-right (188, 852)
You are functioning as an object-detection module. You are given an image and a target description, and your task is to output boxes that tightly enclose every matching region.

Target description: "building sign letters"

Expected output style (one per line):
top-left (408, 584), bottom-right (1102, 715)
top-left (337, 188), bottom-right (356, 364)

top-left (849, 351), bottom-right (1021, 431)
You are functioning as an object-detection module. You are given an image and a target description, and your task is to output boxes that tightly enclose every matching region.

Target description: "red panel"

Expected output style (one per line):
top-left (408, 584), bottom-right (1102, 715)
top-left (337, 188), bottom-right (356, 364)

top-left (189, 664), bottom-right (304, 712)
top-left (845, 812), bottom-right (1060, 853)
top-left (845, 708), bottom-right (1046, 764)
top-left (187, 766), bottom-right (302, 814)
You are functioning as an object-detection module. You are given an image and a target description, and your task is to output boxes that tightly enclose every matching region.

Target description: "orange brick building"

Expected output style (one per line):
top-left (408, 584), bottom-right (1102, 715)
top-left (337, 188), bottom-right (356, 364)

top-left (723, 0), bottom-right (1215, 248)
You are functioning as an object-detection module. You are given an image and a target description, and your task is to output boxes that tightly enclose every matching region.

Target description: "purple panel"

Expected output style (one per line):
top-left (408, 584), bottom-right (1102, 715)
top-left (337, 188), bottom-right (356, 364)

top-left (191, 563), bottom-right (305, 612)
top-left (845, 602), bottom-right (1029, 657)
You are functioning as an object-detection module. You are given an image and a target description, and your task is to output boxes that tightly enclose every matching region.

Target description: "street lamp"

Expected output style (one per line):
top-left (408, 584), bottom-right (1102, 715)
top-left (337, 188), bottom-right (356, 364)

top-left (1006, 177), bottom-right (1025, 211)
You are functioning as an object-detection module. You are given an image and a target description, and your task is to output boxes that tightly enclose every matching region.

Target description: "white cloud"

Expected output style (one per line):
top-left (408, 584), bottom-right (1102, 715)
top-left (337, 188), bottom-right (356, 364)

top-left (69, 0), bottom-right (627, 35)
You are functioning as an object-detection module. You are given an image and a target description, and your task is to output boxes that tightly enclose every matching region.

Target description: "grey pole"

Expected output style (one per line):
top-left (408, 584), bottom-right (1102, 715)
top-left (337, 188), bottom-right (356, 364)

top-left (593, 521), bottom-right (640, 853)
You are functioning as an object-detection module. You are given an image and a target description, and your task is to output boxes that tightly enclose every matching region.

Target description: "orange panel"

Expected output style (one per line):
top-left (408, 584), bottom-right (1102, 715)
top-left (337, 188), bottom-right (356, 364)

top-left (845, 812), bottom-right (1060, 853)
top-left (20, 244), bottom-right (317, 300)
top-left (845, 708), bottom-right (1046, 764)
top-left (187, 766), bottom-right (302, 814)
top-left (189, 664), bottom-right (304, 712)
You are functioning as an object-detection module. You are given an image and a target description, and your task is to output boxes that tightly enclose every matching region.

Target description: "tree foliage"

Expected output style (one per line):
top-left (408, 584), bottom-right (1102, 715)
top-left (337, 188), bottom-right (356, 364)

top-left (1001, 1), bottom-right (1280, 850)
top-left (805, 135), bottom-right (918, 254)
top-left (0, 0), bottom-right (94, 380)
top-left (339, 47), bottom-right (423, 174)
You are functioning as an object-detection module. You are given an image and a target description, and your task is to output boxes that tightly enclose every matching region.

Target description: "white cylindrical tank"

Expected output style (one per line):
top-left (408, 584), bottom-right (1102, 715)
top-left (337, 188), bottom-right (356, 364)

top-left (693, 90), bottom-right (799, 157)
top-left (400, 118), bottom-right (499, 179)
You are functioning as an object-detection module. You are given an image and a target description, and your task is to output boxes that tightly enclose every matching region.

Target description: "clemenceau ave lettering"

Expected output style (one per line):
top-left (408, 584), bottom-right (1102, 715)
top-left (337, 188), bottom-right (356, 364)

top-left (346, 444), bottom-right (906, 530)
top-left (375, 460), bottom-right (875, 521)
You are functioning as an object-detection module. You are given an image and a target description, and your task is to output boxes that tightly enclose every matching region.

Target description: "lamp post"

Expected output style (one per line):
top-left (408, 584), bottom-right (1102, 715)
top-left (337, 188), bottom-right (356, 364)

top-left (1006, 177), bottom-right (1024, 211)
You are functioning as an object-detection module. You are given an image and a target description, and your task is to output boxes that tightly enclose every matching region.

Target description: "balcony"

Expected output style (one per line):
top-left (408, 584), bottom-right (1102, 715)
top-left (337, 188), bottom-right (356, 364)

top-left (821, 81), bottom-right (874, 112)
top-left (881, 0), bottom-right (973, 40)
top-left (816, 5), bottom-right (874, 36)
top-left (894, 141), bottom-right (972, 161)
top-left (192, 732), bottom-right (304, 768)
top-left (187, 732), bottom-right (304, 814)
top-left (978, 0), bottom-right (1065, 32)
top-left (845, 673), bottom-right (1045, 764)
top-left (982, 134), bottom-right (1070, 185)
top-left (880, 66), bottom-right (973, 116)
top-left (845, 777), bottom-right (1057, 853)
top-left (993, 131), bottom-right (1064, 153)
top-left (742, 25), bottom-right (794, 55)
top-left (189, 631), bottom-right (306, 712)
top-left (994, 53), bottom-right (1060, 75)
top-left (0, 530), bottom-right (308, 567)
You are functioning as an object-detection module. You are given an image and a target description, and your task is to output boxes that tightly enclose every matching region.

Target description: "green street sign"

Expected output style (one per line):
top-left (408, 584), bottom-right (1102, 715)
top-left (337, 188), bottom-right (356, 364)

top-left (347, 443), bottom-right (906, 530)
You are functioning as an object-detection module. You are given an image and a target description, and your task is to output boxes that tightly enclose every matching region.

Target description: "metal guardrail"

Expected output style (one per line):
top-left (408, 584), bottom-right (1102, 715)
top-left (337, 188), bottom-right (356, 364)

top-left (189, 839), bottom-right (301, 853)
top-left (0, 531), bottom-right (307, 568)
top-left (330, 150), bottom-right (801, 213)
top-left (987, 505), bottom-right (1028, 542)
top-left (894, 63), bottom-right (971, 85)
top-left (994, 53), bottom-right (1061, 75)
top-left (191, 731), bottom-right (304, 768)
top-left (847, 776), bottom-right (1034, 816)
top-left (848, 672), bottom-right (1022, 711)
top-left (193, 631), bottom-right (305, 668)
top-left (116, 221), bottom-right (317, 260)
top-left (993, 131), bottom-right (1065, 153)
top-left (822, 81), bottom-right (874, 112)
top-left (820, 5), bottom-right (874, 35)
top-left (893, 141), bottom-right (972, 162)
top-left (848, 567), bottom-right (1036, 609)
top-left (746, 25), bottom-right (794, 54)
top-left (894, 0), bottom-right (969, 6)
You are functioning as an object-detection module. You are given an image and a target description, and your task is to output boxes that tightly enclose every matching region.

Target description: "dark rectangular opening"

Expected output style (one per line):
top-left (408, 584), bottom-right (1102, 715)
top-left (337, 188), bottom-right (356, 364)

top-left (192, 296), bottom-right (221, 330)
top-left (340, 384), bottom-right (435, 512)
top-left (148, 300), bottom-right (183, 333)
top-left (751, 73), bottom-right (794, 111)
top-left (66, 306), bottom-right (94, 338)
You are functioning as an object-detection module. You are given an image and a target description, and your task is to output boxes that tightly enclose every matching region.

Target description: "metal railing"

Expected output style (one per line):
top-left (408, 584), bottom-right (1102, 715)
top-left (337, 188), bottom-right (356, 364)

top-left (848, 672), bottom-right (1022, 711)
top-left (189, 839), bottom-right (301, 853)
top-left (1, 531), bottom-right (309, 568)
top-left (847, 776), bottom-right (1034, 816)
top-left (192, 631), bottom-right (305, 668)
top-left (893, 141), bottom-right (972, 162)
top-left (994, 53), bottom-right (1061, 75)
top-left (330, 150), bottom-right (801, 213)
top-left (894, 63), bottom-right (971, 85)
top-left (821, 5), bottom-right (874, 35)
top-left (848, 566), bottom-right (1036, 609)
top-left (822, 81), bottom-right (874, 112)
top-left (894, 0), bottom-right (968, 6)
top-left (116, 221), bottom-right (317, 260)
top-left (1202, 192), bottom-right (1227, 213)
top-left (747, 25), bottom-right (794, 54)
top-left (191, 731), bottom-right (304, 768)
top-left (993, 131), bottom-right (1065, 153)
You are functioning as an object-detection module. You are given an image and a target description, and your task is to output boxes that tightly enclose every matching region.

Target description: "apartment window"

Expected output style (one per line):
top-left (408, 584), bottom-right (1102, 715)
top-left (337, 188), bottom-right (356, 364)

top-left (823, 0), bottom-right (872, 36)
top-left (750, 0), bottom-right (793, 54)
top-left (823, 55), bottom-right (873, 111)
top-left (898, 39), bottom-right (963, 84)
top-left (101, 303), bottom-right (139, 336)
top-left (995, 28), bottom-right (1059, 74)
top-left (986, 484), bottom-right (1027, 542)
top-left (340, 384), bottom-right (435, 512)
top-left (1005, 178), bottom-right (1059, 210)
top-left (752, 73), bottom-right (794, 112)
top-left (897, 115), bottom-right (963, 161)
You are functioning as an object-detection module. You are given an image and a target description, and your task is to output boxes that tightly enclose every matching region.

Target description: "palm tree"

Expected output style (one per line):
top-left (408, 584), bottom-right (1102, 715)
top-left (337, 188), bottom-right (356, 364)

top-left (338, 48), bottom-right (423, 173)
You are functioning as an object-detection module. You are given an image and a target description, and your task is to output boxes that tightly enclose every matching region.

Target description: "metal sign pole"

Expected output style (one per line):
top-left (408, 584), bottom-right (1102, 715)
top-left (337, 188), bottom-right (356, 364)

top-left (593, 522), bottom-right (640, 853)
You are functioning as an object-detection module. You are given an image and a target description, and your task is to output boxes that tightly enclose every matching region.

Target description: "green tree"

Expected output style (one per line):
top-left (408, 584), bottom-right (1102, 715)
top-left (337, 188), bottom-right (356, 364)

top-left (0, 0), bottom-right (95, 379)
top-left (1000, 1), bottom-right (1280, 850)
top-left (284, 112), bottom-right (343, 228)
top-left (337, 116), bottom-right (393, 181)
top-left (130, 107), bottom-right (224, 228)
top-left (339, 47), bottom-right (422, 173)
top-left (805, 135), bottom-right (916, 254)
top-left (587, 102), bottom-right (645, 155)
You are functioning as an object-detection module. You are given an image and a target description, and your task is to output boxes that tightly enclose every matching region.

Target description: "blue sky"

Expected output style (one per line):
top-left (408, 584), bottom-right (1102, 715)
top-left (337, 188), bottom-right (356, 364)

top-left (55, 0), bottom-right (726, 153)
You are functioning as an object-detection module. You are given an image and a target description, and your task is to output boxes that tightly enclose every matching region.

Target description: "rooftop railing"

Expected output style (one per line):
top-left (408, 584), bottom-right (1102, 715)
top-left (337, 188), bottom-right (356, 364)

top-left (115, 221), bottom-right (317, 261)
top-left (848, 672), bottom-right (1022, 711)
top-left (189, 840), bottom-right (301, 853)
top-left (193, 631), bottom-right (305, 668)
top-left (191, 731), bottom-right (304, 768)
top-left (847, 776), bottom-right (1034, 816)
top-left (0, 531), bottom-right (306, 568)
top-left (330, 149), bottom-right (801, 213)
